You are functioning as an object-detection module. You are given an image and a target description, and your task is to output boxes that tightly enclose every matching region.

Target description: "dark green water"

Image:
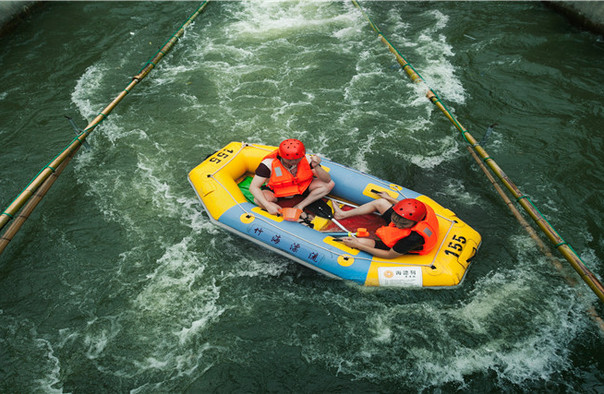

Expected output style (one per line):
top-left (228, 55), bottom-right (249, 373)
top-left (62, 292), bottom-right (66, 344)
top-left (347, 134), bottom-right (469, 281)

top-left (1, 1), bottom-right (603, 392)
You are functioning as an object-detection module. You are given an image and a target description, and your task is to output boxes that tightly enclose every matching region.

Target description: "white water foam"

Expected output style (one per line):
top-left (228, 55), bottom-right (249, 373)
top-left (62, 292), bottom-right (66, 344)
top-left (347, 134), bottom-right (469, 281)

top-left (33, 338), bottom-right (63, 393)
top-left (123, 238), bottom-right (225, 380)
top-left (66, 49), bottom-right (239, 389)
top-left (83, 316), bottom-right (121, 360)
top-left (403, 134), bottom-right (461, 169)
top-left (59, 3), bottom-right (602, 392)
top-left (434, 177), bottom-right (482, 206)
top-left (0, 317), bottom-right (66, 392)
top-left (226, 1), bottom-right (358, 40)
top-left (332, 5), bottom-right (470, 174)
top-left (71, 65), bottom-right (105, 120)
top-left (225, 256), bottom-right (292, 280)
top-left (296, 276), bottom-right (585, 390)
top-left (415, 10), bottom-right (466, 105)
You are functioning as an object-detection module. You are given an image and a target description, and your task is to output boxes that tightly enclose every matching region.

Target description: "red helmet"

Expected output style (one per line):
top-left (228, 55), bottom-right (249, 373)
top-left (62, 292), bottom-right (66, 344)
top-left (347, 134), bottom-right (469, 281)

top-left (393, 199), bottom-right (427, 222)
top-left (278, 139), bottom-right (305, 160)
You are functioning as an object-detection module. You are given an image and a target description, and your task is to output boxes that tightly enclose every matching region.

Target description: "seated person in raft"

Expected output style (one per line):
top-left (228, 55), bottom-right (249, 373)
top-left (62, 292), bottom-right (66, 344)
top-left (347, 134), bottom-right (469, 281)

top-left (249, 139), bottom-right (335, 218)
top-left (334, 195), bottom-right (439, 259)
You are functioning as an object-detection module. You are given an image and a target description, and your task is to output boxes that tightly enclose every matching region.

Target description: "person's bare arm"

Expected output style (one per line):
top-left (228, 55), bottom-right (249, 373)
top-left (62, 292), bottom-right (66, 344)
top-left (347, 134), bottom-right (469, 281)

top-left (310, 155), bottom-right (331, 183)
top-left (340, 237), bottom-right (402, 259)
top-left (377, 191), bottom-right (398, 205)
top-left (249, 175), bottom-right (281, 215)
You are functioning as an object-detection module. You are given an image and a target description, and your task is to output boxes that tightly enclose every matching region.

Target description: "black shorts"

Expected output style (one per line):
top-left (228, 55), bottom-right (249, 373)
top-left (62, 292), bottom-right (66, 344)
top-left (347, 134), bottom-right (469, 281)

top-left (381, 206), bottom-right (395, 224)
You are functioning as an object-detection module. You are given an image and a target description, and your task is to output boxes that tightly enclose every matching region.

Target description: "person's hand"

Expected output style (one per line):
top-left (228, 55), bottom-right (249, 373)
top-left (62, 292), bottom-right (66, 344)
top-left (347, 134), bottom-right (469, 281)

top-left (265, 202), bottom-right (282, 216)
top-left (340, 236), bottom-right (361, 249)
top-left (376, 191), bottom-right (396, 204)
top-left (310, 155), bottom-right (322, 168)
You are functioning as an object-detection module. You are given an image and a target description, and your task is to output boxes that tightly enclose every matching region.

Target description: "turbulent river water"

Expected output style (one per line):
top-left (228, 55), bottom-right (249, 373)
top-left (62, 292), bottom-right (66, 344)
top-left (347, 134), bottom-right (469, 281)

top-left (1, 1), bottom-right (603, 392)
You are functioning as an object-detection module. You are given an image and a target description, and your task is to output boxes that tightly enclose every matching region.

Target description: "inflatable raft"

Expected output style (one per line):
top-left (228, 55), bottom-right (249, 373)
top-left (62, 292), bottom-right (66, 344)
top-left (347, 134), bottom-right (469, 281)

top-left (188, 142), bottom-right (481, 287)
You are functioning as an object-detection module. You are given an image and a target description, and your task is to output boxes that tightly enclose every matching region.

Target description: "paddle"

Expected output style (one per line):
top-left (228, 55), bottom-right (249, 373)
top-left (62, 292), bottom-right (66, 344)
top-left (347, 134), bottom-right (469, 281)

top-left (323, 229), bottom-right (369, 238)
top-left (305, 199), bottom-right (355, 236)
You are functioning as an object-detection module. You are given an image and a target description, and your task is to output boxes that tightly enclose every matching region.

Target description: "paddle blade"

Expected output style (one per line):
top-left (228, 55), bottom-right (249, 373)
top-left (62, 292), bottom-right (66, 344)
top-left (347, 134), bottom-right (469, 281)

top-left (305, 199), bottom-right (333, 219)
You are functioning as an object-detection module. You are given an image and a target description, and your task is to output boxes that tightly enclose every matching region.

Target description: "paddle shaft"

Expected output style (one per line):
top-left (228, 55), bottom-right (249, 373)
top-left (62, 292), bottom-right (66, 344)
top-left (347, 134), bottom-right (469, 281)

top-left (331, 218), bottom-right (354, 236)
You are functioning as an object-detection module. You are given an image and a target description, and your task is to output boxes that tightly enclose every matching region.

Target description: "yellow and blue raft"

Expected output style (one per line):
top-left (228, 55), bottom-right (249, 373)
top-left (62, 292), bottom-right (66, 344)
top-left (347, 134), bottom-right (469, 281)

top-left (188, 142), bottom-right (481, 287)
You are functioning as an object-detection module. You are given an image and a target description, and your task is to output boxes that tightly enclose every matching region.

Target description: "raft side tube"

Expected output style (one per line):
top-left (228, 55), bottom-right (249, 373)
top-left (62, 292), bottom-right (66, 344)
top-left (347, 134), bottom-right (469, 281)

top-left (218, 203), bottom-right (374, 284)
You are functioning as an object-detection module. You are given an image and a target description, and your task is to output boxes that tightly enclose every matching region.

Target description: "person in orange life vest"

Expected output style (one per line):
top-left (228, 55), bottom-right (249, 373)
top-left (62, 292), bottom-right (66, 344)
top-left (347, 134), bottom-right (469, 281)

top-left (334, 194), bottom-right (439, 259)
top-left (249, 139), bottom-right (335, 216)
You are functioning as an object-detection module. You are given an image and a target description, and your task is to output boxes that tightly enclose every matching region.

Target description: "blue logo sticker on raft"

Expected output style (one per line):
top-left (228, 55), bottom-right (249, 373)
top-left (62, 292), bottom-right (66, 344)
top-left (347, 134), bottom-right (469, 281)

top-left (248, 224), bottom-right (325, 267)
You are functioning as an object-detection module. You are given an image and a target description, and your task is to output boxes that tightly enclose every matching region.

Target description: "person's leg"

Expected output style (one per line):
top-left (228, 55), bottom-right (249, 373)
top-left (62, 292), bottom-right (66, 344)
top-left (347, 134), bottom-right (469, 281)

top-left (333, 198), bottom-right (392, 219)
top-left (292, 179), bottom-right (335, 211)
top-left (254, 189), bottom-right (278, 210)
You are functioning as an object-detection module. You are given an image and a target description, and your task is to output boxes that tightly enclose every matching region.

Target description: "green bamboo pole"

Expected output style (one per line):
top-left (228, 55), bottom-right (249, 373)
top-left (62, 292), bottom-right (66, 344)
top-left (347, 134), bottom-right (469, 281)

top-left (352, 0), bottom-right (604, 303)
top-left (0, 144), bottom-right (80, 254)
top-left (0, 1), bottom-right (209, 239)
top-left (467, 146), bottom-right (604, 332)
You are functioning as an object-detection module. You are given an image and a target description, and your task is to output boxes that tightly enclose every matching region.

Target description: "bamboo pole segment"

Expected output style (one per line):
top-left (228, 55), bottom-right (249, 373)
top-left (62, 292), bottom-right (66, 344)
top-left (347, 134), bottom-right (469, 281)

top-left (351, 0), bottom-right (422, 83)
top-left (0, 145), bottom-right (80, 255)
top-left (466, 147), bottom-right (564, 270)
top-left (133, 1), bottom-right (209, 81)
top-left (0, 1), bottom-right (209, 242)
top-left (467, 146), bottom-right (604, 332)
top-left (0, 103), bottom-right (125, 232)
top-left (352, 1), bottom-right (604, 303)
top-left (429, 96), bottom-right (604, 304)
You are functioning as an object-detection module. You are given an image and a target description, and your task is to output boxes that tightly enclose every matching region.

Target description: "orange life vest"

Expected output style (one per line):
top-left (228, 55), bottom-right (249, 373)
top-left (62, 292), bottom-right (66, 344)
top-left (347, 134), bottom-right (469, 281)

top-left (375, 205), bottom-right (439, 255)
top-left (264, 150), bottom-right (314, 198)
